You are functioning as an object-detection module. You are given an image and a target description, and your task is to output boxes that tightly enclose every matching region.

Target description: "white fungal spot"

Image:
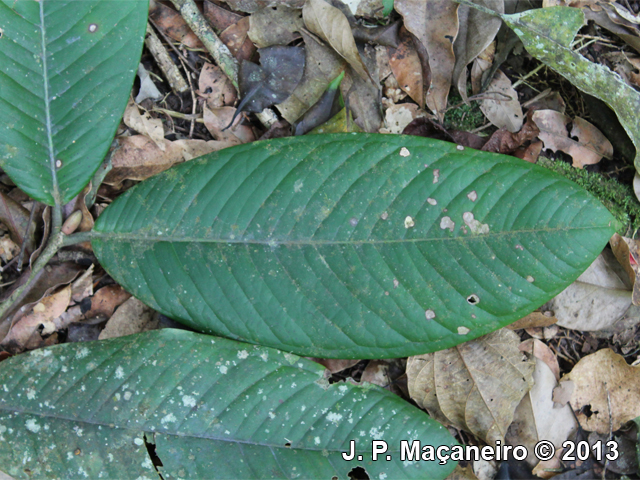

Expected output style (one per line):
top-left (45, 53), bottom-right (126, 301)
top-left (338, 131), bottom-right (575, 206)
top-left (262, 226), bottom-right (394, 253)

top-left (425, 309), bottom-right (435, 320)
top-left (349, 217), bottom-right (358, 227)
top-left (26, 419), bottom-right (41, 433)
top-left (467, 191), bottom-right (477, 202)
top-left (393, 278), bottom-right (399, 288)
top-left (134, 438), bottom-right (144, 446)
top-left (218, 365), bottom-right (228, 374)
top-left (526, 276), bottom-right (535, 283)
top-left (400, 147), bottom-right (410, 157)
top-left (456, 145), bottom-right (464, 151)
top-left (26, 388), bottom-right (36, 400)
top-left (380, 211), bottom-right (388, 220)
top-left (515, 244), bottom-right (524, 251)
top-left (427, 198), bottom-right (437, 205)
top-left (440, 216), bottom-right (455, 232)
top-left (369, 427), bottom-right (383, 440)
top-left (55, 159), bottom-right (62, 168)
top-left (88, 23), bottom-right (98, 33)
top-left (458, 326), bottom-right (470, 335)
top-left (124, 391), bottom-right (132, 401)
top-left (182, 395), bottom-right (196, 407)
top-left (326, 412), bottom-right (343, 424)
top-left (314, 436), bottom-right (321, 445)
top-left (433, 169), bottom-right (440, 183)
top-left (404, 216), bottom-right (415, 228)
top-left (293, 179), bottom-right (303, 193)
top-left (462, 212), bottom-right (489, 234)
top-left (268, 412), bottom-right (276, 419)
top-left (115, 366), bottom-right (124, 379)
top-left (237, 350), bottom-right (249, 359)
top-left (161, 413), bottom-right (177, 424)
top-left (75, 347), bottom-right (89, 359)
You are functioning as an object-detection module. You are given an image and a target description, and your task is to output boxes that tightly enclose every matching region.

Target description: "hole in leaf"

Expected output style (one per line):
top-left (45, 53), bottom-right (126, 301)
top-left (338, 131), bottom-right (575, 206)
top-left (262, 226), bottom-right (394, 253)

top-left (581, 404), bottom-right (598, 418)
top-left (0, 28), bottom-right (3, 39)
top-left (284, 442), bottom-right (291, 448)
top-left (467, 294), bottom-right (479, 305)
top-left (143, 433), bottom-right (164, 468)
top-left (348, 466), bottom-right (370, 480)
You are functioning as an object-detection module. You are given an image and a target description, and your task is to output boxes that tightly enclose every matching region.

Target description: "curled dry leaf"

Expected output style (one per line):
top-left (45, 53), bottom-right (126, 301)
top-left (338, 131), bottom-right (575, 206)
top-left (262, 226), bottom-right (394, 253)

top-left (0, 192), bottom-right (36, 255)
top-left (198, 63), bottom-right (237, 109)
top-left (610, 233), bottom-right (640, 306)
top-left (123, 98), bottom-right (165, 150)
top-left (203, 106), bottom-right (256, 144)
top-left (340, 44), bottom-right (382, 133)
top-left (248, 5), bottom-right (303, 48)
top-left (562, 348), bottom-right (640, 433)
top-left (149, 0), bottom-right (203, 49)
top-left (303, 0), bottom-right (370, 81)
top-left (98, 297), bottom-right (160, 340)
top-left (480, 70), bottom-right (523, 133)
top-left (220, 16), bottom-right (256, 61)
top-left (481, 113), bottom-right (540, 155)
top-left (395, 0), bottom-right (459, 120)
top-left (453, 0), bottom-right (504, 104)
top-left (134, 63), bottom-right (162, 104)
top-left (533, 110), bottom-right (613, 168)
top-left (407, 329), bottom-right (535, 444)
top-left (277, 30), bottom-right (345, 124)
top-left (547, 251), bottom-right (632, 331)
top-left (387, 26), bottom-right (424, 108)
top-left (506, 340), bottom-right (577, 471)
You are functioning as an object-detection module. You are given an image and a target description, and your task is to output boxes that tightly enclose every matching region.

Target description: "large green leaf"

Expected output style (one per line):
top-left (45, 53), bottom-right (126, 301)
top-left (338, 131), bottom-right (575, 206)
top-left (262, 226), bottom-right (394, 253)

top-left (92, 134), bottom-right (616, 358)
top-left (0, 329), bottom-right (457, 479)
top-left (0, 0), bottom-right (148, 205)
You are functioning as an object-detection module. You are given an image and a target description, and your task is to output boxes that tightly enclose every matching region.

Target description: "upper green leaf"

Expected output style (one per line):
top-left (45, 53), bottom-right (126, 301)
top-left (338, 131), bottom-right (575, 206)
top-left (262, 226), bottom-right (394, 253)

top-left (0, 329), bottom-right (457, 479)
top-left (0, 0), bottom-right (148, 205)
top-left (92, 134), bottom-right (616, 358)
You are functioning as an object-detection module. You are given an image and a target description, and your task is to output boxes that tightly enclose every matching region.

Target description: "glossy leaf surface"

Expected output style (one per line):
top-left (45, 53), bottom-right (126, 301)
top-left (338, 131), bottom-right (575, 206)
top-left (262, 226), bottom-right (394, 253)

top-left (92, 134), bottom-right (616, 358)
top-left (0, 329), bottom-right (457, 479)
top-left (0, 0), bottom-right (148, 205)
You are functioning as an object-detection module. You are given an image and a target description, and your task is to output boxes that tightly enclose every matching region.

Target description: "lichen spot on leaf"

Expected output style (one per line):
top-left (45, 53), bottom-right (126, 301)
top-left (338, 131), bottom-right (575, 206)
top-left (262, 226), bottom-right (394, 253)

top-left (404, 216), bottom-right (415, 228)
top-left (458, 326), bottom-right (470, 335)
top-left (400, 147), bottom-right (410, 157)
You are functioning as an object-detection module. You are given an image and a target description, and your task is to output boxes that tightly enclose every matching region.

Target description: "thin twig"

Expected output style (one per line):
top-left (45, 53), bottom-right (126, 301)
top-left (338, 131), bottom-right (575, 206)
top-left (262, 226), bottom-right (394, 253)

top-left (152, 107), bottom-right (204, 122)
top-left (149, 18), bottom-right (198, 74)
top-left (145, 23), bottom-right (189, 94)
top-left (512, 63), bottom-right (545, 89)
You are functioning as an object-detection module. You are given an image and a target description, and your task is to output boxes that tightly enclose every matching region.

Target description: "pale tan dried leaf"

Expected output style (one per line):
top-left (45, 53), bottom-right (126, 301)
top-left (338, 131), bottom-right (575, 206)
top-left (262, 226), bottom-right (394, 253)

top-left (395, 0), bottom-right (459, 120)
top-left (173, 139), bottom-right (236, 161)
top-left (379, 103), bottom-right (426, 134)
top-left (388, 26), bottom-right (424, 107)
top-left (480, 70), bottom-right (523, 132)
top-left (507, 311), bottom-right (557, 330)
top-left (0, 235), bottom-right (19, 264)
top-left (84, 285), bottom-right (131, 320)
top-left (519, 338), bottom-right (559, 380)
top-left (203, 106), bottom-right (256, 144)
top-left (248, 5), bottom-right (303, 48)
top-left (277, 30), bottom-right (345, 123)
top-left (303, 0), bottom-right (370, 81)
top-left (70, 265), bottom-right (94, 304)
top-left (220, 16), bottom-right (256, 61)
top-left (471, 42), bottom-right (495, 95)
top-left (453, 0), bottom-right (503, 103)
top-left (99, 297), bottom-right (160, 340)
top-left (548, 251), bottom-right (632, 331)
top-left (198, 63), bottom-right (237, 109)
top-left (123, 98), bottom-right (165, 150)
top-left (533, 110), bottom-right (613, 168)
top-left (408, 329), bottom-right (534, 443)
top-left (563, 348), bottom-right (640, 433)
top-left (506, 356), bottom-right (577, 469)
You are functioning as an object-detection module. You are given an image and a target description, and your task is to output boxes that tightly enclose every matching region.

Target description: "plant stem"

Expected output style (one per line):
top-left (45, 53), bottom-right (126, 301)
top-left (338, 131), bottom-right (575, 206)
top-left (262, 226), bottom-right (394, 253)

top-left (169, 0), bottom-right (239, 89)
top-left (62, 231), bottom-right (94, 246)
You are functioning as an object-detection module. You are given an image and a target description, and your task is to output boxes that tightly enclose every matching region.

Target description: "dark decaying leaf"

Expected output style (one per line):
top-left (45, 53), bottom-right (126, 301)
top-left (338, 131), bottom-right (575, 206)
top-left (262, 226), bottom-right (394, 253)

top-left (247, 4), bottom-right (304, 48)
top-left (0, 192), bottom-right (36, 256)
top-left (92, 134), bottom-right (616, 359)
top-left (235, 46), bottom-right (305, 119)
top-left (351, 21), bottom-right (401, 48)
top-left (276, 30), bottom-right (346, 124)
top-left (294, 72), bottom-right (344, 135)
top-left (340, 45), bottom-right (382, 132)
top-left (0, 329), bottom-right (458, 479)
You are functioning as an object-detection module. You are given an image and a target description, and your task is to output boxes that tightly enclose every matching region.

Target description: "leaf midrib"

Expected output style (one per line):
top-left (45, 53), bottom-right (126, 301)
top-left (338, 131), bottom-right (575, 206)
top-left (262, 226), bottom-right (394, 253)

top-left (92, 224), bottom-right (609, 245)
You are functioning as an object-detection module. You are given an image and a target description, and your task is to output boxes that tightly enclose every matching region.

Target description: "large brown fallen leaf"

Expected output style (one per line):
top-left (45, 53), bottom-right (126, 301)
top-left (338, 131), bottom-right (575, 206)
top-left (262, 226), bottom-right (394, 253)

top-left (220, 16), bottom-right (256, 61)
top-left (248, 5), bottom-right (303, 48)
top-left (123, 98), bottom-right (165, 150)
top-left (276, 30), bottom-right (345, 123)
top-left (197, 63), bottom-right (237, 109)
top-left (303, 0), bottom-right (370, 82)
top-left (533, 110), bottom-right (613, 168)
top-left (480, 69), bottom-right (523, 132)
top-left (453, 0), bottom-right (504, 104)
top-left (562, 348), bottom-right (640, 433)
top-left (546, 251), bottom-right (632, 331)
top-left (407, 328), bottom-right (535, 444)
top-left (506, 339), bottom-right (577, 471)
top-left (149, 0), bottom-right (203, 49)
top-left (0, 192), bottom-right (36, 256)
top-left (98, 297), bottom-right (160, 340)
top-left (203, 106), bottom-right (256, 144)
top-left (395, 0), bottom-right (459, 120)
top-left (387, 26), bottom-right (424, 108)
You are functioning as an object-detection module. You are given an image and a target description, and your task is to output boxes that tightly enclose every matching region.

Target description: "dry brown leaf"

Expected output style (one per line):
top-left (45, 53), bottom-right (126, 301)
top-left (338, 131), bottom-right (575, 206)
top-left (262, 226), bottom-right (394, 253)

top-left (99, 297), bottom-right (160, 340)
top-left (220, 16), bottom-right (256, 61)
top-left (447, 463), bottom-right (480, 480)
top-left (311, 358), bottom-right (360, 373)
top-left (248, 5), bottom-right (303, 48)
top-left (84, 285), bottom-right (131, 319)
top-left (453, 0), bottom-right (504, 103)
top-left (2, 286), bottom-right (72, 352)
top-left (610, 233), bottom-right (640, 305)
top-left (480, 70), bottom-right (523, 132)
top-left (203, 106), bottom-right (256, 144)
top-left (0, 192), bottom-right (36, 255)
top-left (507, 311), bottom-right (557, 330)
top-left (532, 110), bottom-right (613, 168)
top-left (173, 139), bottom-right (235, 160)
top-left (0, 235), bottom-right (19, 263)
top-left (223, 0), bottom-right (304, 14)
top-left (387, 27), bottom-right (424, 107)
top-left (407, 329), bottom-right (535, 444)
top-left (379, 103), bottom-right (426, 134)
top-left (149, 0), bottom-right (203, 49)
top-left (198, 63), bottom-right (237, 109)
top-left (395, 0), bottom-right (459, 120)
top-left (547, 251), bottom-right (632, 331)
top-left (204, 0), bottom-right (244, 32)
top-left (123, 98), bottom-right (165, 150)
top-left (481, 113), bottom-right (540, 155)
top-left (562, 348), bottom-right (640, 433)
top-left (471, 42), bottom-right (495, 96)
top-left (506, 347), bottom-right (578, 470)
top-left (303, 0), bottom-right (370, 82)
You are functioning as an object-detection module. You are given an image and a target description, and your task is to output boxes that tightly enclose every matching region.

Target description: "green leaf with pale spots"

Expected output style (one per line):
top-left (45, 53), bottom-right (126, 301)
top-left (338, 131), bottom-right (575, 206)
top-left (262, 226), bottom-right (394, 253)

top-left (91, 133), bottom-right (616, 359)
top-left (0, 0), bottom-right (147, 205)
top-left (0, 329), bottom-right (458, 479)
